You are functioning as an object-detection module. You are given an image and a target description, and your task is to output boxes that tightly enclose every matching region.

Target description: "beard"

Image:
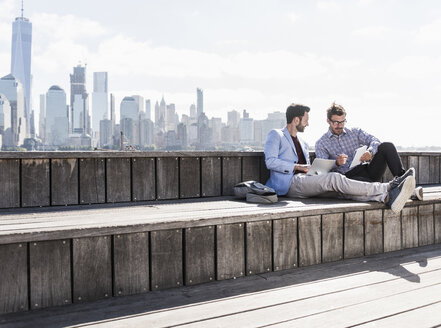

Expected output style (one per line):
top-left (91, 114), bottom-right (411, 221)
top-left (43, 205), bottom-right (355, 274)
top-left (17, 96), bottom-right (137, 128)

top-left (296, 123), bottom-right (305, 132)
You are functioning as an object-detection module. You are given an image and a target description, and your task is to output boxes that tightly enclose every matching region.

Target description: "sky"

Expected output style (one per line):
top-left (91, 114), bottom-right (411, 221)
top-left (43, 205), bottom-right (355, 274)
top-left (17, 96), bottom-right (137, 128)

top-left (0, 0), bottom-right (440, 147)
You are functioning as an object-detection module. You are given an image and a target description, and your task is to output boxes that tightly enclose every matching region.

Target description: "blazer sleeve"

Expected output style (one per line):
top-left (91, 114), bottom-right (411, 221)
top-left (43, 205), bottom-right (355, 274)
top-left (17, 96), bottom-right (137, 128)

top-left (264, 130), bottom-right (295, 174)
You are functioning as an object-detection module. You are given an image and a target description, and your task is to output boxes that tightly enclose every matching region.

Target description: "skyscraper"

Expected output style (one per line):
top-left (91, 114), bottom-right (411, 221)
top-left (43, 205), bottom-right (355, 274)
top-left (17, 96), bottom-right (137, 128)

top-left (92, 72), bottom-right (108, 143)
top-left (11, 2), bottom-right (32, 137)
top-left (45, 85), bottom-right (68, 146)
top-left (70, 64), bottom-right (89, 134)
top-left (196, 88), bottom-right (203, 118)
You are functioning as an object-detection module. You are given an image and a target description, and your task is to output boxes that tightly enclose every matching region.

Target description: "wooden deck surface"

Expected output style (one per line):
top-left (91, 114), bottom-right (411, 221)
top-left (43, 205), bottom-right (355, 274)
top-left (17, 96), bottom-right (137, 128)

top-left (1, 244), bottom-right (440, 327)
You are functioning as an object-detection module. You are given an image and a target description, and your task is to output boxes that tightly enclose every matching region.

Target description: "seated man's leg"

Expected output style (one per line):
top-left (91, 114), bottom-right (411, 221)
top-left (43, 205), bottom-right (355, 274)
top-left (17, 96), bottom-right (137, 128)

top-left (366, 142), bottom-right (405, 181)
top-left (288, 172), bottom-right (388, 202)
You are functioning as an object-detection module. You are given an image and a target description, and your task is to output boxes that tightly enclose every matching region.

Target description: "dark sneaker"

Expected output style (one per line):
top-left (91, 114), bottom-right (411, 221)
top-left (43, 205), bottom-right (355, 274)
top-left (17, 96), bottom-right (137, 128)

top-left (411, 186), bottom-right (423, 201)
top-left (389, 168), bottom-right (415, 190)
top-left (387, 176), bottom-right (416, 214)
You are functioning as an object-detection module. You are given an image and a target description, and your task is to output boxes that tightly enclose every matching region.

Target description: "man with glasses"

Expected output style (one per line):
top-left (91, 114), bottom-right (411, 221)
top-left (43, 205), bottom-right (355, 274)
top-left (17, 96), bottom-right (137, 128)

top-left (315, 102), bottom-right (423, 199)
top-left (264, 103), bottom-right (416, 214)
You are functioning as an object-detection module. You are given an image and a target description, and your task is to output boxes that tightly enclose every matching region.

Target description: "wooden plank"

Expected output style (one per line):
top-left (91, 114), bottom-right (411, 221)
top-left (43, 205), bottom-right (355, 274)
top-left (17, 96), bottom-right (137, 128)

top-left (156, 157), bottom-right (179, 200)
top-left (435, 204), bottom-right (441, 244)
top-left (242, 156), bottom-right (260, 182)
top-left (185, 226), bottom-right (215, 285)
top-left (418, 204), bottom-right (434, 246)
top-left (298, 215), bottom-right (321, 266)
top-left (408, 156), bottom-right (419, 184)
top-left (402, 206), bottom-right (418, 248)
top-left (0, 243), bottom-right (27, 313)
top-left (132, 158), bottom-right (155, 201)
top-left (21, 159), bottom-right (50, 207)
top-left (364, 209), bottom-right (383, 255)
top-left (344, 211), bottom-right (364, 259)
top-left (273, 218), bottom-right (298, 271)
top-left (106, 158), bottom-right (131, 203)
top-left (430, 156), bottom-right (440, 184)
top-left (0, 159), bottom-right (20, 208)
top-left (73, 236), bottom-right (112, 303)
top-left (222, 157), bottom-right (242, 196)
top-left (217, 223), bottom-right (245, 280)
top-left (260, 155), bottom-right (270, 184)
top-left (180, 157), bottom-right (201, 199)
top-left (246, 221), bottom-right (272, 274)
top-left (322, 213), bottom-right (343, 263)
top-left (418, 156), bottom-right (430, 184)
top-left (383, 209), bottom-right (402, 252)
top-left (201, 157), bottom-right (221, 197)
top-left (29, 239), bottom-right (71, 309)
top-left (400, 154), bottom-right (408, 170)
top-left (113, 232), bottom-right (149, 296)
top-left (51, 159), bottom-right (78, 206)
top-left (151, 229), bottom-right (183, 290)
top-left (382, 167), bottom-right (393, 183)
top-left (79, 158), bottom-right (105, 204)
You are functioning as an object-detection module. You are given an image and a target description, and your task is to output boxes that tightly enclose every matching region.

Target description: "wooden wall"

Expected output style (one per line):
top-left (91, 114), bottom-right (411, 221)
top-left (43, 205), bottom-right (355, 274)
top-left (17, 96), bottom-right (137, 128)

top-left (1, 202), bottom-right (440, 314)
top-left (0, 152), bottom-right (439, 209)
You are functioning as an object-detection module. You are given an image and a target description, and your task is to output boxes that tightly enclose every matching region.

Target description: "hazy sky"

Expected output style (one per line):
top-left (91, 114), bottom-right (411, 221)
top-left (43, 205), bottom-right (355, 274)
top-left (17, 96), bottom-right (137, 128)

top-left (0, 0), bottom-right (440, 147)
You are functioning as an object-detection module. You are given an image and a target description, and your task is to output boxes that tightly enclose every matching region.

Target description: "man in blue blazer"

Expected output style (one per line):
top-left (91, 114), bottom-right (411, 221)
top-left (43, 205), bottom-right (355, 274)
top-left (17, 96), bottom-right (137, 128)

top-left (264, 103), bottom-right (415, 214)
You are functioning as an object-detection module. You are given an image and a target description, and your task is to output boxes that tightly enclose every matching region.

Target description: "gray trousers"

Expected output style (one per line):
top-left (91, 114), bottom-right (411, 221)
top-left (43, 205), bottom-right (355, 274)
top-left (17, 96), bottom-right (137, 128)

top-left (287, 172), bottom-right (388, 202)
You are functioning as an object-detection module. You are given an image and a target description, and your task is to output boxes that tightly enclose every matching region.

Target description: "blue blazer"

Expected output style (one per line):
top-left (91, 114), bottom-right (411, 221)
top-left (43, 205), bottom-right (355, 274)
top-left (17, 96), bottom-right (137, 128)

top-left (264, 127), bottom-right (310, 195)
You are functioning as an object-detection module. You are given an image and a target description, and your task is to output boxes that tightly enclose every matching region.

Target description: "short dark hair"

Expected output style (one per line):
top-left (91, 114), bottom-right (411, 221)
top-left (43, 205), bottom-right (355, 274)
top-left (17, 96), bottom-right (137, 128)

top-left (327, 102), bottom-right (346, 120)
top-left (286, 104), bottom-right (310, 124)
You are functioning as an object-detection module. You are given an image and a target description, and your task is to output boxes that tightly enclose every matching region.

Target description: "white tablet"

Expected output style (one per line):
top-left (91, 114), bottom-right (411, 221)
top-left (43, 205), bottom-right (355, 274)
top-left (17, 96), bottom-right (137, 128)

top-left (306, 158), bottom-right (335, 176)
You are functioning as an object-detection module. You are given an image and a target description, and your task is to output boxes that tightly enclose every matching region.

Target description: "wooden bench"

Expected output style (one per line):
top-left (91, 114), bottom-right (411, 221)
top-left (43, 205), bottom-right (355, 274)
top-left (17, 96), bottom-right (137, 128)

top-left (1, 189), bottom-right (441, 314)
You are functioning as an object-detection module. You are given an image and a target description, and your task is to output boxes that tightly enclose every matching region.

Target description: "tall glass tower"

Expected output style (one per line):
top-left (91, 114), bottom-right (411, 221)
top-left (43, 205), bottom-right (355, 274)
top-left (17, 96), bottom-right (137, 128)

top-left (11, 2), bottom-right (32, 136)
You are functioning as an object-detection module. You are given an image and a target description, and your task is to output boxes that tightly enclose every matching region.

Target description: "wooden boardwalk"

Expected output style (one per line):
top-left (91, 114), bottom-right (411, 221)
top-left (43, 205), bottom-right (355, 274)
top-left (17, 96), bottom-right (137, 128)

top-left (1, 244), bottom-right (441, 328)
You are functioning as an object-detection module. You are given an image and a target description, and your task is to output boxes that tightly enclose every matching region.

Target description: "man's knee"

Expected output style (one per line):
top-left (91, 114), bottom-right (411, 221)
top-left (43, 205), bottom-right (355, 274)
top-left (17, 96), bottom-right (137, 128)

top-left (378, 142), bottom-right (396, 153)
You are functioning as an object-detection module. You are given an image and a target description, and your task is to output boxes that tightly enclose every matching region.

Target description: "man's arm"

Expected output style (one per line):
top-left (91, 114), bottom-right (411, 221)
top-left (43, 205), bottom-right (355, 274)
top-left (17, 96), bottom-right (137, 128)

top-left (357, 128), bottom-right (381, 155)
top-left (314, 138), bottom-right (330, 159)
top-left (264, 130), bottom-right (295, 174)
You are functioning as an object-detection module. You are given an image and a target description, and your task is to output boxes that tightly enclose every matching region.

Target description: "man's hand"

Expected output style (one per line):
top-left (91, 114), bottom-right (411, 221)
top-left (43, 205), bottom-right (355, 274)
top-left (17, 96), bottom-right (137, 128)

top-left (336, 154), bottom-right (348, 166)
top-left (360, 151), bottom-right (372, 162)
top-left (295, 164), bottom-right (310, 173)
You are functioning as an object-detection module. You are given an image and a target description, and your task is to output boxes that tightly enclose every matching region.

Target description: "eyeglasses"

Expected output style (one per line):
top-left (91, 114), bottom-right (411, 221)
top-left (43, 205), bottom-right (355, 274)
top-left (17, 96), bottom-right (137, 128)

top-left (329, 119), bottom-right (347, 126)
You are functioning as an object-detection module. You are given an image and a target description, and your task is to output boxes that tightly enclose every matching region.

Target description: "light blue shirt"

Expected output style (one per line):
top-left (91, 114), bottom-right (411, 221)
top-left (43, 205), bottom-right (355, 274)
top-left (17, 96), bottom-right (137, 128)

top-left (315, 127), bottom-right (381, 174)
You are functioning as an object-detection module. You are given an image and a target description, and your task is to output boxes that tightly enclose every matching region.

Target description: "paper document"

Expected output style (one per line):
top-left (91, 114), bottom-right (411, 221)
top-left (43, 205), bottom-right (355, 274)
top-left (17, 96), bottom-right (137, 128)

top-left (307, 158), bottom-right (335, 176)
top-left (349, 145), bottom-right (368, 169)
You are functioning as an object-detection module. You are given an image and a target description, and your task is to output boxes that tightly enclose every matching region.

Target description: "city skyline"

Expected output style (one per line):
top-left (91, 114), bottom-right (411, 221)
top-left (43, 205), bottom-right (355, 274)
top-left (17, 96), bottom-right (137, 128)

top-left (0, 0), bottom-right (441, 147)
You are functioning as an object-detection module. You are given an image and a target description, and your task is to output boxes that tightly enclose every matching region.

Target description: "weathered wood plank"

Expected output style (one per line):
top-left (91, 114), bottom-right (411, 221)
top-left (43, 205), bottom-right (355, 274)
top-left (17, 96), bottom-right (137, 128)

top-left (21, 159), bottom-right (50, 207)
top-left (273, 218), bottom-right (298, 271)
top-left (151, 229), bottom-right (183, 290)
top-left (156, 157), bottom-right (179, 200)
top-left (383, 209), bottom-right (402, 252)
top-left (222, 157), bottom-right (242, 196)
top-left (51, 159), bottom-right (78, 206)
top-left (408, 156), bottom-right (419, 184)
top-left (430, 156), bottom-right (440, 184)
top-left (435, 204), bottom-right (441, 244)
top-left (344, 211), bottom-right (364, 259)
top-left (113, 232), bottom-right (149, 296)
top-left (217, 223), bottom-right (245, 280)
top-left (402, 206), bottom-right (418, 248)
top-left (242, 156), bottom-right (260, 182)
top-left (201, 157), bottom-right (222, 197)
top-left (73, 236), bottom-right (112, 303)
top-left (79, 158), bottom-right (105, 204)
top-left (400, 155), bottom-right (409, 170)
top-left (0, 159), bottom-right (20, 208)
top-left (298, 215), bottom-right (321, 266)
top-left (419, 204), bottom-right (434, 246)
top-left (382, 167), bottom-right (394, 184)
top-left (180, 157), bottom-right (201, 199)
top-left (132, 158), bottom-right (155, 201)
top-left (0, 243), bottom-right (28, 313)
top-left (29, 239), bottom-right (71, 309)
top-left (106, 158), bottom-right (131, 203)
top-left (185, 226), bottom-right (215, 285)
top-left (260, 156), bottom-right (270, 184)
top-left (418, 156), bottom-right (430, 184)
top-left (246, 221), bottom-right (272, 274)
top-left (322, 213), bottom-right (343, 263)
top-left (364, 209), bottom-right (383, 255)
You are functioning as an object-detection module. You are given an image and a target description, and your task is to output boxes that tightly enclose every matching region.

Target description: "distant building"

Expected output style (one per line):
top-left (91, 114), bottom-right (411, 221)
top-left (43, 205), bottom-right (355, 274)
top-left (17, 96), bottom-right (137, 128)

top-left (11, 5), bottom-right (32, 137)
top-left (38, 94), bottom-right (45, 141)
top-left (145, 99), bottom-right (151, 120)
top-left (0, 74), bottom-right (26, 147)
top-left (239, 114), bottom-right (254, 144)
top-left (70, 64), bottom-right (89, 134)
top-left (0, 94), bottom-right (12, 147)
top-left (139, 117), bottom-right (154, 148)
top-left (45, 85), bottom-right (68, 146)
top-left (196, 88), bottom-right (203, 118)
top-left (99, 119), bottom-right (113, 148)
top-left (92, 72), bottom-right (108, 144)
